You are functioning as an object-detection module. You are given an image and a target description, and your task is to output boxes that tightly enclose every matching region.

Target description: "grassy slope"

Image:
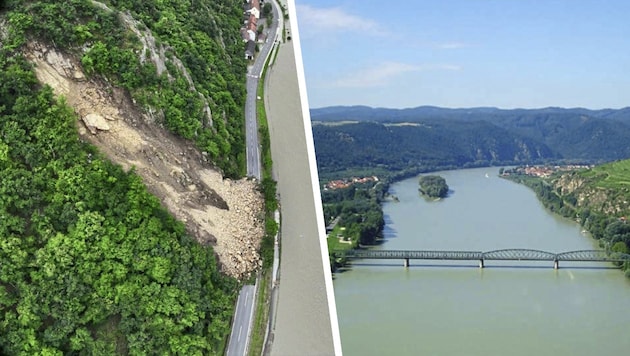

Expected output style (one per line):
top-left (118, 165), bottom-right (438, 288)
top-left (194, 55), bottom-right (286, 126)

top-left (585, 160), bottom-right (630, 189)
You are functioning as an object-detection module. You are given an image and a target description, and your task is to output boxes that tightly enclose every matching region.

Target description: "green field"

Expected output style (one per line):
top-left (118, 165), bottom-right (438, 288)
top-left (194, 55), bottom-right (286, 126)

top-left (581, 159), bottom-right (630, 189)
top-left (326, 225), bottom-right (355, 252)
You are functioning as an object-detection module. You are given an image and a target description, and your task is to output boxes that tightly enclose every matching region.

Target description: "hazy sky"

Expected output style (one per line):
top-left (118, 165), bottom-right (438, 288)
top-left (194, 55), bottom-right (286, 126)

top-left (295, 0), bottom-right (630, 109)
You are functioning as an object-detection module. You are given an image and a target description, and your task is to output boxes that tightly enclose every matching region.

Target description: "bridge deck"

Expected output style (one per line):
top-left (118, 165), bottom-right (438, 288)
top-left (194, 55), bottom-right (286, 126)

top-left (333, 249), bottom-right (630, 263)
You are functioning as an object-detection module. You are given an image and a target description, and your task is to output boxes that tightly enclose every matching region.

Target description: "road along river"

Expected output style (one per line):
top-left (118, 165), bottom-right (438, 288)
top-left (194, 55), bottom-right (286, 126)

top-left (334, 167), bottom-right (630, 356)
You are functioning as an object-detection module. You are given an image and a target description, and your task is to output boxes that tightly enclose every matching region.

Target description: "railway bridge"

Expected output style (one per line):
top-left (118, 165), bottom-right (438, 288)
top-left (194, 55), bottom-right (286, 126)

top-left (332, 249), bottom-right (630, 269)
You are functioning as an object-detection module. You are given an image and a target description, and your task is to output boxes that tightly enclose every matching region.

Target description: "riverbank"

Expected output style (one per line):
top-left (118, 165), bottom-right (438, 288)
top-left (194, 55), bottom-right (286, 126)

top-left (333, 167), bottom-right (630, 355)
top-left (501, 165), bottom-right (630, 276)
top-left (329, 164), bottom-right (630, 276)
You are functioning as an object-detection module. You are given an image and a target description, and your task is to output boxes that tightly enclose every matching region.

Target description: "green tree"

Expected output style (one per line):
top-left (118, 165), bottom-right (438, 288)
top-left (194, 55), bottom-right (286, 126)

top-left (611, 241), bottom-right (629, 254)
top-left (262, 3), bottom-right (272, 18)
top-left (419, 175), bottom-right (449, 198)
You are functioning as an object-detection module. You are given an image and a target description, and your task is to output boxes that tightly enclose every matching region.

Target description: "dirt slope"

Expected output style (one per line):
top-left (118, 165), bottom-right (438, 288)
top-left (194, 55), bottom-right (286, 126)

top-left (25, 42), bottom-right (264, 280)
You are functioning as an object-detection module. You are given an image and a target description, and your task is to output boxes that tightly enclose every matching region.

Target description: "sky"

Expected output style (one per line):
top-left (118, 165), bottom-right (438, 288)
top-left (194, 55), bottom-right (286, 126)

top-left (294, 0), bottom-right (630, 109)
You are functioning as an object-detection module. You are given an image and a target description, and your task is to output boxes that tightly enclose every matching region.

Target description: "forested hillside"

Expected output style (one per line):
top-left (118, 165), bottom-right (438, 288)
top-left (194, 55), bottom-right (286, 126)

top-left (0, 48), bottom-right (237, 355)
top-left (313, 121), bottom-right (555, 176)
top-left (312, 106), bottom-right (630, 165)
top-left (5, 0), bottom-right (248, 176)
top-left (311, 105), bottom-right (630, 125)
top-left (1, 0), bottom-right (253, 354)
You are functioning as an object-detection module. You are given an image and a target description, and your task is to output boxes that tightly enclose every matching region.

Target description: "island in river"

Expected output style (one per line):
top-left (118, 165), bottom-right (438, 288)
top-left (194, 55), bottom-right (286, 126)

top-left (418, 175), bottom-right (449, 198)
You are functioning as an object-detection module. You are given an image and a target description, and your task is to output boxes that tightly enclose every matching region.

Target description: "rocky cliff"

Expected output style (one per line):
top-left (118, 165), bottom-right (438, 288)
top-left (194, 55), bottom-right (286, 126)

top-left (553, 169), bottom-right (630, 217)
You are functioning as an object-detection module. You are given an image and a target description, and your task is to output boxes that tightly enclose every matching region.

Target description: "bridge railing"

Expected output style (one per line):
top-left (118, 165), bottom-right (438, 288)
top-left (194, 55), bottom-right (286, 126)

top-left (338, 249), bottom-right (483, 260)
top-left (556, 250), bottom-right (630, 262)
top-left (483, 249), bottom-right (556, 261)
top-left (332, 249), bottom-right (630, 263)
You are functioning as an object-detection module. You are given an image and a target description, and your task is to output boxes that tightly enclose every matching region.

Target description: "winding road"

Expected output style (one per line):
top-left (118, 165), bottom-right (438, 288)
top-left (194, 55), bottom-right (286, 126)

top-left (227, 1), bottom-right (281, 356)
top-left (245, 0), bottom-right (281, 179)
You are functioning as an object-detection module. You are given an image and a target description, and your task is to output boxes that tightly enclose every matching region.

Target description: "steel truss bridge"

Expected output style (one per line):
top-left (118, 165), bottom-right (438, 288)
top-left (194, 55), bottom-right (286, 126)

top-left (331, 249), bottom-right (630, 269)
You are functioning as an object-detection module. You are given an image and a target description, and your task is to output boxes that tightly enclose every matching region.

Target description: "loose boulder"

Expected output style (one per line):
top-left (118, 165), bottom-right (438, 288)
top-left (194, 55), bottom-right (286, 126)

top-left (82, 113), bottom-right (111, 134)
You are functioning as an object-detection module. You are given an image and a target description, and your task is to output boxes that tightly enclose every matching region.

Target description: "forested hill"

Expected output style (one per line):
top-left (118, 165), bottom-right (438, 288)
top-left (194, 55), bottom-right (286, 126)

top-left (0, 0), bottom-right (251, 354)
top-left (313, 121), bottom-right (555, 175)
top-left (312, 106), bottom-right (630, 175)
top-left (4, 0), bottom-right (248, 177)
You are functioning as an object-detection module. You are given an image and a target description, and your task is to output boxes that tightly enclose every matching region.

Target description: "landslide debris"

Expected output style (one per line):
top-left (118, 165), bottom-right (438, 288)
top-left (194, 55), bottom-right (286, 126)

top-left (24, 41), bottom-right (264, 280)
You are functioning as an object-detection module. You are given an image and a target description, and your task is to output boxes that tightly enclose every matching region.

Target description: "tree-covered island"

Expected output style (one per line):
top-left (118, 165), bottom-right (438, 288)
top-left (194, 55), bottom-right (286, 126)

top-left (418, 175), bottom-right (449, 198)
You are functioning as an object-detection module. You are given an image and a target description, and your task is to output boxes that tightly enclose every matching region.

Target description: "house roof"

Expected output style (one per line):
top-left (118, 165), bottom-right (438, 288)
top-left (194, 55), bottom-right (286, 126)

top-left (245, 40), bottom-right (256, 54)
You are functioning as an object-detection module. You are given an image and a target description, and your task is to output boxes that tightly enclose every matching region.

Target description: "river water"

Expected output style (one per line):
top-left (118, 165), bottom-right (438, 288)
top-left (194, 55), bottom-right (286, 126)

top-left (333, 167), bottom-right (630, 356)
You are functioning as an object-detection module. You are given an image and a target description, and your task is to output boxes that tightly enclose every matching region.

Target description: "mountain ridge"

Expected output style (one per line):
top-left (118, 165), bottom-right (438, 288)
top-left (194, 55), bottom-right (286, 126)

top-left (311, 105), bottom-right (630, 123)
top-left (311, 105), bottom-right (630, 176)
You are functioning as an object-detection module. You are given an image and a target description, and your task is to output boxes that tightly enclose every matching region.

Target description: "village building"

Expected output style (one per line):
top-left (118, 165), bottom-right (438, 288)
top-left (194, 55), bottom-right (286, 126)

top-left (246, 6), bottom-right (260, 19)
top-left (245, 40), bottom-right (256, 60)
top-left (242, 0), bottom-right (267, 58)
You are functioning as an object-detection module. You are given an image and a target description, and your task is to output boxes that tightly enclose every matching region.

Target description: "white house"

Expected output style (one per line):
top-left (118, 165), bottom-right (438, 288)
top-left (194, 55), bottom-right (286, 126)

top-left (246, 29), bottom-right (256, 42)
top-left (246, 7), bottom-right (260, 19)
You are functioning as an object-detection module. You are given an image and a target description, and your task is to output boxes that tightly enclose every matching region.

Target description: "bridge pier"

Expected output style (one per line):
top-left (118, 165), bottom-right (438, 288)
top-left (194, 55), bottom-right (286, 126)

top-left (479, 259), bottom-right (484, 269)
top-left (553, 260), bottom-right (559, 269)
top-left (403, 258), bottom-right (409, 268)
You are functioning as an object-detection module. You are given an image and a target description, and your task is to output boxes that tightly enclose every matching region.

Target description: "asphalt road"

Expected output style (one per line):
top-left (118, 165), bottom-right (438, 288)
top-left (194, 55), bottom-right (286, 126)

top-left (230, 1), bottom-right (340, 355)
top-left (226, 285), bottom-right (256, 356)
top-left (227, 2), bottom-right (282, 356)
top-left (245, 0), bottom-right (280, 179)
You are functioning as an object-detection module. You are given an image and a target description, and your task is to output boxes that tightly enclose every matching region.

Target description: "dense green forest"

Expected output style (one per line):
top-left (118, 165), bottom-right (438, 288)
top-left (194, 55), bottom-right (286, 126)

top-left (0, 0), bottom-right (252, 354)
top-left (4, 0), bottom-right (248, 177)
top-left (323, 181), bottom-right (386, 246)
top-left (0, 50), bottom-right (237, 354)
top-left (312, 121), bottom-right (556, 177)
top-left (418, 175), bottom-right (449, 198)
top-left (503, 162), bottom-right (630, 274)
top-left (312, 105), bottom-right (630, 168)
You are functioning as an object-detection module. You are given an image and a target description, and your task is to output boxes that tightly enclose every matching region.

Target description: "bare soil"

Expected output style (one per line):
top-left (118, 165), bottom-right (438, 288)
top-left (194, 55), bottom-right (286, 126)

top-left (24, 42), bottom-right (264, 280)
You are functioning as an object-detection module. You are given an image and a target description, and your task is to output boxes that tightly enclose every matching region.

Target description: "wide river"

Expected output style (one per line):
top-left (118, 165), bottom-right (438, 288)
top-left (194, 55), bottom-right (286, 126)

top-left (333, 167), bottom-right (630, 356)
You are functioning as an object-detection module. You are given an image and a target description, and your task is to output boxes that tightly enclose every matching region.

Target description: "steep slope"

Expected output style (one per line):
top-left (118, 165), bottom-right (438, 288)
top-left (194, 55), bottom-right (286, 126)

top-left (312, 121), bottom-right (555, 174)
top-left (503, 161), bottom-right (630, 266)
top-left (25, 36), bottom-right (263, 280)
top-left (0, 0), bottom-right (265, 354)
top-left (552, 161), bottom-right (630, 218)
top-left (2, 0), bottom-right (264, 278)
top-left (0, 50), bottom-right (240, 354)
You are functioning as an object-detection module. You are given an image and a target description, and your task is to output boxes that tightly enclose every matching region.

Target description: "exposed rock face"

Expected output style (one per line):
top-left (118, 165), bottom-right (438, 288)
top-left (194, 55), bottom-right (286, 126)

top-left (556, 173), bottom-right (586, 195)
top-left (90, 0), bottom-right (212, 126)
top-left (25, 42), bottom-right (264, 280)
top-left (552, 172), bottom-right (630, 216)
